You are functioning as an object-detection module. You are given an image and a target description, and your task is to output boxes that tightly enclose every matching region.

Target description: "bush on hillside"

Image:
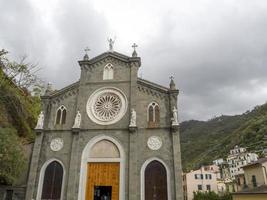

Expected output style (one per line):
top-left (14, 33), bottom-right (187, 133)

top-left (193, 191), bottom-right (232, 200)
top-left (0, 127), bottom-right (26, 185)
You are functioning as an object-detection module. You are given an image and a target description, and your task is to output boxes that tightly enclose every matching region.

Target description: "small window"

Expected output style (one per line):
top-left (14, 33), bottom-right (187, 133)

top-left (197, 185), bottom-right (202, 191)
top-left (55, 105), bottom-right (67, 125)
top-left (103, 63), bottom-right (114, 80)
top-left (5, 190), bottom-right (13, 200)
top-left (252, 175), bottom-right (257, 187)
top-left (200, 174), bottom-right (203, 179)
top-left (206, 185), bottom-right (211, 191)
top-left (147, 102), bottom-right (160, 127)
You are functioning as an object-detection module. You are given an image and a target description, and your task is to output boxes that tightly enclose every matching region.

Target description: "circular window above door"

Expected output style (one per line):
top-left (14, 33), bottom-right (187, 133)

top-left (86, 87), bottom-right (128, 125)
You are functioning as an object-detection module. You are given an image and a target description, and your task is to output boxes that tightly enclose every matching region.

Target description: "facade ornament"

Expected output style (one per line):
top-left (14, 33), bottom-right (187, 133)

top-left (132, 43), bottom-right (138, 57)
top-left (147, 136), bottom-right (162, 150)
top-left (72, 110), bottom-right (81, 129)
top-left (171, 106), bottom-right (179, 126)
top-left (50, 138), bottom-right (64, 152)
top-left (129, 108), bottom-right (137, 127)
top-left (35, 111), bottom-right (44, 129)
top-left (107, 38), bottom-right (115, 51)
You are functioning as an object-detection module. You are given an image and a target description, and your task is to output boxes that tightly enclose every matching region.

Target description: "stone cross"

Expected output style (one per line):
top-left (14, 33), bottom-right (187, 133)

top-left (132, 43), bottom-right (138, 51)
top-left (84, 47), bottom-right (90, 54)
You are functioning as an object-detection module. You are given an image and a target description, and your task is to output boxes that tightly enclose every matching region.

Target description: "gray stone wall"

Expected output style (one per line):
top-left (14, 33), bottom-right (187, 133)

top-left (23, 51), bottom-right (183, 200)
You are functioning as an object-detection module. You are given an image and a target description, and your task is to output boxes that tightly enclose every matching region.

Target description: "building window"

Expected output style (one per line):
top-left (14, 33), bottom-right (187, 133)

top-left (41, 161), bottom-right (63, 199)
top-left (197, 185), bottom-right (202, 191)
top-left (252, 175), bottom-right (257, 187)
top-left (103, 63), bottom-right (114, 80)
top-left (55, 105), bottom-right (67, 125)
top-left (206, 185), bottom-right (211, 191)
top-left (5, 190), bottom-right (13, 200)
top-left (147, 102), bottom-right (160, 127)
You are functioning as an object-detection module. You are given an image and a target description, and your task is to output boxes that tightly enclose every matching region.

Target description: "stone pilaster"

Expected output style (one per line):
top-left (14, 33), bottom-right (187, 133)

top-left (66, 129), bottom-right (80, 200)
top-left (25, 130), bottom-right (44, 200)
top-left (128, 60), bottom-right (140, 200)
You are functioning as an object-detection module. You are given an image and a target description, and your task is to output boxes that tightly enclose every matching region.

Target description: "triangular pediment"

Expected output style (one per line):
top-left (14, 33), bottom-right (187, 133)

top-left (78, 51), bottom-right (141, 66)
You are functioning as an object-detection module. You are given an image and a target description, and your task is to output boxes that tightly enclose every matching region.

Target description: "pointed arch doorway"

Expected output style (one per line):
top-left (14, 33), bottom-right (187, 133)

top-left (78, 135), bottom-right (125, 200)
top-left (141, 158), bottom-right (171, 200)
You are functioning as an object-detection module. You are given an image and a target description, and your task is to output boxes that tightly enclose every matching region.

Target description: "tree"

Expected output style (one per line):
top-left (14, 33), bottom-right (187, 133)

top-left (0, 128), bottom-right (26, 185)
top-left (193, 191), bottom-right (232, 200)
top-left (0, 49), bottom-right (41, 89)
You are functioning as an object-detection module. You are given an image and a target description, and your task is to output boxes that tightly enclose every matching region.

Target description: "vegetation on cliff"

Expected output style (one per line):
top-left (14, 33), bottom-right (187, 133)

top-left (180, 102), bottom-right (267, 171)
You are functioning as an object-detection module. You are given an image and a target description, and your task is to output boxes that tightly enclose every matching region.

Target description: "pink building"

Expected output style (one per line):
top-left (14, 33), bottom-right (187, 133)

top-left (183, 165), bottom-right (218, 200)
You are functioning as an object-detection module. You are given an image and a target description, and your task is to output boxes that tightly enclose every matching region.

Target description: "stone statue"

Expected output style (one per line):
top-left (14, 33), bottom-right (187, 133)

top-left (172, 106), bottom-right (179, 126)
top-left (107, 38), bottom-right (115, 51)
top-left (72, 110), bottom-right (81, 128)
top-left (35, 111), bottom-right (44, 129)
top-left (129, 108), bottom-right (137, 127)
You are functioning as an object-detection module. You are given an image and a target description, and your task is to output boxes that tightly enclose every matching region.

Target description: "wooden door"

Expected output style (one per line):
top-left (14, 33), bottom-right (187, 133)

top-left (145, 161), bottom-right (167, 200)
top-left (86, 162), bottom-right (120, 200)
top-left (41, 161), bottom-right (63, 200)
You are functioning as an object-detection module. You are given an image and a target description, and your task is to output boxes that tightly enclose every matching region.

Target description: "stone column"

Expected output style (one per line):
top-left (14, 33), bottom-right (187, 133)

top-left (171, 126), bottom-right (183, 200)
top-left (25, 130), bottom-right (44, 200)
top-left (169, 88), bottom-right (183, 200)
top-left (66, 129), bottom-right (80, 200)
top-left (128, 59), bottom-right (140, 200)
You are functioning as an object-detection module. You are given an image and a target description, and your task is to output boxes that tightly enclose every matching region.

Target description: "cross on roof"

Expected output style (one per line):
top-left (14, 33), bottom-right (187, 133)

top-left (84, 47), bottom-right (90, 54)
top-left (170, 76), bottom-right (174, 80)
top-left (132, 43), bottom-right (138, 51)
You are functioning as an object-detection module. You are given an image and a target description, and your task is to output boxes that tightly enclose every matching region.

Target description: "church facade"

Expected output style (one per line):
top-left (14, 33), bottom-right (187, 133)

top-left (25, 46), bottom-right (183, 200)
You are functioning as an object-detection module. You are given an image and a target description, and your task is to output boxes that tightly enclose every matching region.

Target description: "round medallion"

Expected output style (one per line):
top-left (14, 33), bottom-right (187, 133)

top-left (147, 136), bottom-right (162, 150)
top-left (50, 138), bottom-right (64, 152)
top-left (87, 87), bottom-right (127, 125)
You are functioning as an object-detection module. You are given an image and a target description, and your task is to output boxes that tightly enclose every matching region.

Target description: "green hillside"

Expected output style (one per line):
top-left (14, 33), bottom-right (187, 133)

top-left (0, 61), bottom-right (40, 184)
top-left (180, 102), bottom-right (267, 171)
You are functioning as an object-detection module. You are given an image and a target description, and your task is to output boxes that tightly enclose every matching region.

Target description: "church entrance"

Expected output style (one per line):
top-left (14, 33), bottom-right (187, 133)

top-left (85, 163), bottom-right (120, 200)
top-left (145, 160), bottom-right (168, 200)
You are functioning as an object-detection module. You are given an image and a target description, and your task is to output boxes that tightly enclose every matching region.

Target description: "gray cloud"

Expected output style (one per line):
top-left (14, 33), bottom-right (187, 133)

top-left (1, 0), bottom-right (267, 121)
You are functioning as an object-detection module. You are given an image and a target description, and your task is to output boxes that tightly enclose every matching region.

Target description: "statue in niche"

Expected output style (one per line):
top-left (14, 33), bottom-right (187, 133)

top-left (172, 106), bottom-right (179, 126)
top-left (129, 108), bottom-right (137, 127)
top-left (35, 111), bottom-right (44, 129)
top-left (73, 110), bottom-right (81, 128)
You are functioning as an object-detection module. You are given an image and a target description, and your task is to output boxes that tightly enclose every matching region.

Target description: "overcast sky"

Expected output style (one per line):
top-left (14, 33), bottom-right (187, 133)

top-left (1, 0), bottom-right (267, 121)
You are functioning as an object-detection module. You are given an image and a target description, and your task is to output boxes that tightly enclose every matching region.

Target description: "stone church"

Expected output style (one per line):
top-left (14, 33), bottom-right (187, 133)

top-left (20, 44), bottom-right (182, 200)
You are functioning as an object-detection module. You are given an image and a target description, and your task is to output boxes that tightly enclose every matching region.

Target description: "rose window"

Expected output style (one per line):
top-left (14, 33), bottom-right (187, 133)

top-left (93, 93), bottom-right (122, 121)
top-left (87, 87), bottom-right (127, 125)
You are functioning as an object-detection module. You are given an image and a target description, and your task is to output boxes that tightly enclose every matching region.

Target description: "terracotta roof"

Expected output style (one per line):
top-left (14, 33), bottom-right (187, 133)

top-left (242, 157), bottom-right (267, 169)
top-left (233, 185), bottom-right (267, 195)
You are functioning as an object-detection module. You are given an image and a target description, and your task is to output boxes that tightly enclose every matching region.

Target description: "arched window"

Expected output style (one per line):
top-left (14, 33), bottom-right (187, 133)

top-left (103, 63), bottom-right (114, 80)
top-left (55, 105), bottom-right (67, 125)
top-left (41, 161), bottom-right (63, 200)
top-left (147, 102), bottom-right (160, 127)
top-left (145, 160), bottom-right (168, 200)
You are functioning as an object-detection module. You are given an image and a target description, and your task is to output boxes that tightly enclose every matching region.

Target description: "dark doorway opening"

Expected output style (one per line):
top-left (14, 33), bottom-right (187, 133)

top-left (145, 160), bottom-right (168, 200)
top-left (94, 186), bottom-right (112, 200)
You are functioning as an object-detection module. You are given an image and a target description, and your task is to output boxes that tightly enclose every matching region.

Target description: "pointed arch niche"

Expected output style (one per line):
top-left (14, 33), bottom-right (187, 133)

top-left (103, 63), bottom-right (114, 80)
top-left (78, 135), bottom-right (125, 200)
top-left (36, 159), bottom-right (65, 200)
top-left (140, 157), bottom-right (171, 200)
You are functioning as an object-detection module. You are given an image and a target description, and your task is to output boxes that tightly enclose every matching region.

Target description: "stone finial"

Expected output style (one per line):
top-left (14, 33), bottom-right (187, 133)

top-left (44, 82), bottom-right (53, 95)
top-left (169, 76), bottom-right (176, 90)
top-left (132, 43), bottom-right (138, 57)
top-left (83, 47), bottom-right (90, 60)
